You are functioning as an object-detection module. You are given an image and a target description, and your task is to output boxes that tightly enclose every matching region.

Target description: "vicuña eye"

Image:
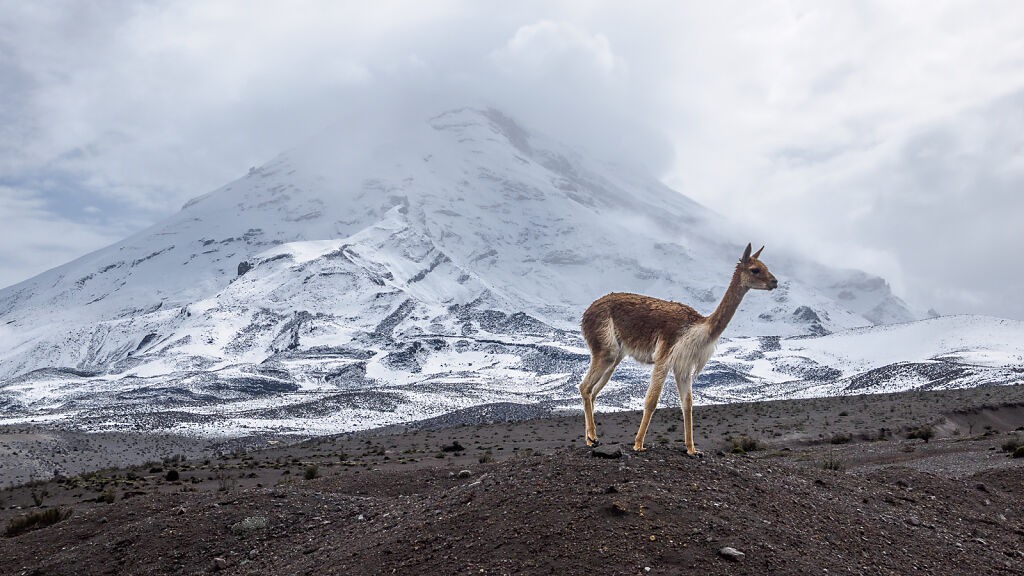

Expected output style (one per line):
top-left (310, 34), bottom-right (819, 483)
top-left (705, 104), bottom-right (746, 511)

top-left (751, 269), bottom-right (761, 274)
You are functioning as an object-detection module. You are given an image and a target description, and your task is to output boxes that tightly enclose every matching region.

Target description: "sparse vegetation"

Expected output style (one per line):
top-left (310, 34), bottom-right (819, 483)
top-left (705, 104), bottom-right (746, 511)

top-left (724, 435), bottom-right (761, 454)
top-left (830, 432), bottom-right (852, 445)
top-left (821, 451), bottom-right (845, 471)
top-left (4, 507), bottom-right (73, 537)
top-left (1001, 435), bottom-right (1021, 454)
top-left (230, 515), bottom-right (268, 535)
top-left (907, 425), bottom-right (935, 443)
top-left (303, 464), bottom-right (320, 480)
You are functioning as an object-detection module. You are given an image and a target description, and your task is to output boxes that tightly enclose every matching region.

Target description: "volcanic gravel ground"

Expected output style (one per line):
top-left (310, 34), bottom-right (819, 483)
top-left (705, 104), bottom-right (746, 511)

top-left (2, 386), bottom-right (1024, 575)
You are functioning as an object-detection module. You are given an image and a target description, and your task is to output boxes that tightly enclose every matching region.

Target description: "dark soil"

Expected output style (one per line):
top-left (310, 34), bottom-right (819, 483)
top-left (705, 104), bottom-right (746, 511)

top-left (2, 385), bottom-right (1024, 575)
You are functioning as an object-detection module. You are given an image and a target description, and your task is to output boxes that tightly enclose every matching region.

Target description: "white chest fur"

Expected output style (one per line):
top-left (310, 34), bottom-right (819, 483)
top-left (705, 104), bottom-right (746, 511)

top-left (668, 324), bottom-right (717, 379)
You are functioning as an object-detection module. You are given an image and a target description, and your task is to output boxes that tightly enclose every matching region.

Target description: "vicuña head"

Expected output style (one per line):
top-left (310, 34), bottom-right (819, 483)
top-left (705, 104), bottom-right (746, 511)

top-left (579, 242), bottom-right (777, 454)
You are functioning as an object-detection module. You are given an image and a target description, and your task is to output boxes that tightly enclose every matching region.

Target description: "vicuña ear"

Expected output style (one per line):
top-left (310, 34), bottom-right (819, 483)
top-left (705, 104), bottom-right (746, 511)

top-left (752, 245), bottom-right (764, 260)
top-left (741, 243), bottom-right (752, 263)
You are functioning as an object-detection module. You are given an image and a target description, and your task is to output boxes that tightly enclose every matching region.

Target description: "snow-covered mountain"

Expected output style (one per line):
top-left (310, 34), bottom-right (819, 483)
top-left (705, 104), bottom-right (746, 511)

top-left (1, 108), bottom-right (1018, 437)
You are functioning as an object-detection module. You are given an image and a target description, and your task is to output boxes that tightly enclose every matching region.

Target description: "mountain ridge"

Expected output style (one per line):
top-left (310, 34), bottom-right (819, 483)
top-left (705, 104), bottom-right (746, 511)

top-left (3, 107), bottom-right (1014, 438)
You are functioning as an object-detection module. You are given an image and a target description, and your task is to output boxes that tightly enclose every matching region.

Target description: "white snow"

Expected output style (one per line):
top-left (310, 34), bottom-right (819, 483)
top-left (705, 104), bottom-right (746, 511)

top-left (0, 107), bottom-right (1017, 438)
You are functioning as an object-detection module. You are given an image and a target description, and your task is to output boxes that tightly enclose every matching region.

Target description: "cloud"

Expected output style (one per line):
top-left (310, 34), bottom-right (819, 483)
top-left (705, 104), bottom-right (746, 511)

top-left (0, 186), bottom-right (129, 289)
top-left (1, 1), bottom-right (1024, 319)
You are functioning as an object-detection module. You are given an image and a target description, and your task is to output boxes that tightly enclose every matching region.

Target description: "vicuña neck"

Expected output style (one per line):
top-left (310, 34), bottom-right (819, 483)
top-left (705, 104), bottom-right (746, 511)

top-left (706, 266), bottom-right (748, 340)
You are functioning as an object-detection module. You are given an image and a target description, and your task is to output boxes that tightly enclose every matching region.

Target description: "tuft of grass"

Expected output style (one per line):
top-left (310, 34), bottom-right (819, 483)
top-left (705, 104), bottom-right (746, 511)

top-left (1014, 446), bottom-right (1024, 459)
top-left (821, 450), bottom-right (845, 472)
top-left (303, 464), bottom-right (320, 480)
top-left (830, 433), bottom-right (853, 445)
top-left (230, 515), bottom-right (268, 535)
top-left (5, 507), bottom-right (73, 537)
top-left (1001, 435), bottom-right (1021, 454)
top-left (724, 435), bottom-right (761, 454)
top-left (907, 425), bottom-right (935, 443)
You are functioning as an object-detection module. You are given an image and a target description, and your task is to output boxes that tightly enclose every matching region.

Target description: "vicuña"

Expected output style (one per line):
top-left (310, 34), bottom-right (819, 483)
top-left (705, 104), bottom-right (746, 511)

top-left (579, 243), bottom-right (778, 454)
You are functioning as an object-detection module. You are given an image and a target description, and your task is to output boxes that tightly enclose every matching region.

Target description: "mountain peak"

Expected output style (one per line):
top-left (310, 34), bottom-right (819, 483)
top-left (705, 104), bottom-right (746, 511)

top-left (0, 107), bottom-right (935, 436)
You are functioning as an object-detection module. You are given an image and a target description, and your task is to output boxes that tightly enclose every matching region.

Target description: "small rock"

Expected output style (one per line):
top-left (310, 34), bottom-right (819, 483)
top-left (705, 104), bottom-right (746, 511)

top-left (606, 501), bottom-right (628, 516)
top-left (248, 549), bottom-right (258, 559)
top-left (907, 516), bottom-right (921, 526)
top-left (719, 547), bottom-right (745, 562)
top-left (457, 470), bottom-right (472, 479)
top-left (441, 441), bottom-right (465, 453)
top-left (604, 485), bottom-right (618, 494)
top-left (976, 483), bottom-right (989, 493)
top-left (591, 444), bottom-right (623, 459)
top-left (213, 557), bottom-right (227, 570)
top-left (230, 516), bottom-right (268, 535)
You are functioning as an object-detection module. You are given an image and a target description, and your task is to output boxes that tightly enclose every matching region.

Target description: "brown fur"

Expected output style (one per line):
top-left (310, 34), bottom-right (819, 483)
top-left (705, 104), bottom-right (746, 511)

top-left (579, 243), bottom-right (778, 453)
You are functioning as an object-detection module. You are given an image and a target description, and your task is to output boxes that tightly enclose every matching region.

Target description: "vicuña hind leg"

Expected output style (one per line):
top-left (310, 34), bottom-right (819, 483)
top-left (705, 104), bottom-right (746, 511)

top-left (580, 357), bottom-right (613, 446)
top-left (585, 356), bottom-right (622, 445)
top-left (581, 357), bottom-right (621, 445)
top-left (634, 361), bottom-right (669, 451)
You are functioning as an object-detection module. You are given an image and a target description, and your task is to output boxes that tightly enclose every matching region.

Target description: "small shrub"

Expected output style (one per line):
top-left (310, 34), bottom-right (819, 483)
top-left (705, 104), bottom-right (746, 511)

top-left (230, 515), bottom-right (268, 535)
top-left (821, 452), bottom-right (845, 472)
top-left (1014, 446), bottom-right (1024, 459)
top-left (165, 470), bottom-right (180, 482)
top-left (441, 441), bottom-right (465, 453)
top-left (303, 465), bottom-right (320, 480)
top-left (96, 488), bottom-right (116, 503)
top-left (478, 451), bottom-right (494, 464)
top-left (907, 425), bottom-right (935, 443)
top-left (30, 488), bottom-right (47, 507)
top-left (830, 433), bottom-right (853, 445)
top-left (4, 507), bottom-right (73, 537)
top-left (725, 435), bottom-right (761, 454)
top-left (1001, 436), bottom-right (1021, 453)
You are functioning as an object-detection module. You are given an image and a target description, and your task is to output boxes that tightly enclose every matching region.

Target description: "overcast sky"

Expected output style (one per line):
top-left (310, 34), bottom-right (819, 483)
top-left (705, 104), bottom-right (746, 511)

top-left (2, 1), bottom-right (1024, 319)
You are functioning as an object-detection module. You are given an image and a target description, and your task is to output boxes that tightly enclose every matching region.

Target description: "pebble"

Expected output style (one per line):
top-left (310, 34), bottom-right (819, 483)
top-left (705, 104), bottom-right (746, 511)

top-left (457, 470), bottom-right (473, 479)
top-left (213, 557), bottom-right (227, 570)
top-left (719, 547), bottom-right (745, 562)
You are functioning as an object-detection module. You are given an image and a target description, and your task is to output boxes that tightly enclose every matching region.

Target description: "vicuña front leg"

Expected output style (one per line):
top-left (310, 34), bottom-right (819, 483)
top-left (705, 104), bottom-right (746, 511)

top-left (683, 390), bottom-right (701, 455)
top-left (634, 362), bottom-right (668, 451)
top-left (673, 366), bottom-right (700, 455)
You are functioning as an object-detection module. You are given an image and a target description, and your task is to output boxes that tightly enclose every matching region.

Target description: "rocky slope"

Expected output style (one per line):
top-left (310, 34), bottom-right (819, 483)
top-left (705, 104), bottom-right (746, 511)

top-left (2, 108), bottom-right (1016, 439)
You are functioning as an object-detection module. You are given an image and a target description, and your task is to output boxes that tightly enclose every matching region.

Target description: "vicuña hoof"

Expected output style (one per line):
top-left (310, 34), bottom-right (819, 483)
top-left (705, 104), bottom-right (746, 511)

top-left (633, 443), bottom-right (646, 452)
top-left (686, 449), bottom-right (704, 458)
